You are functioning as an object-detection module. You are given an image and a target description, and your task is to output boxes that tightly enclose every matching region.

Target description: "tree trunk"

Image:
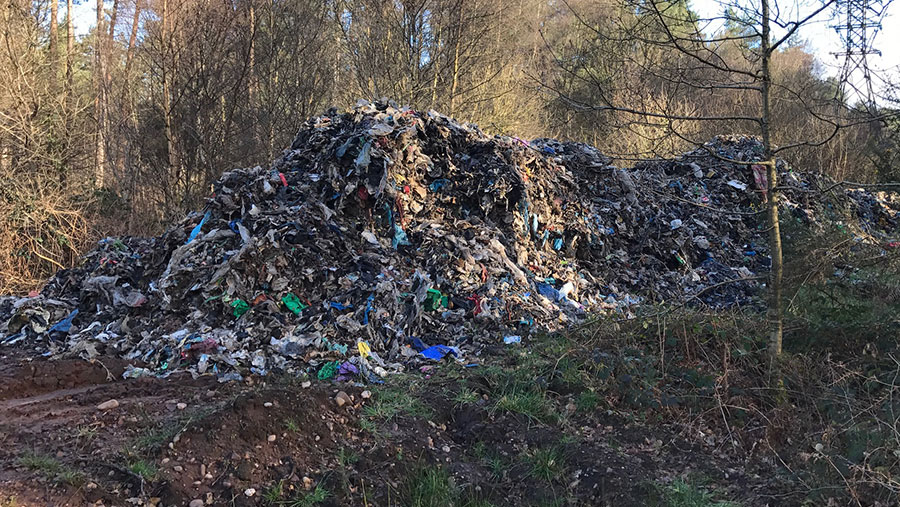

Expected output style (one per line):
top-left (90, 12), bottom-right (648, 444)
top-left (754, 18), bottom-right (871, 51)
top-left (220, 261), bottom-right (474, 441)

top-left (248, 1), bottom-right (258, 151)
top-left (123, 0), bottom-right (140, 77)
top-left (161, 0), bottom-right (179, 190)
top-left (66, 0), bottom-right (73, 99)
top-left (760, 0), bottom-right (784, 366)
top-left (107, 0), bottom-right (118, 41)
top-left (449, 28), bottom-right (460, 117)
top-left (430, 23), bottom-right (440, 109)
top-left (94, 0), bottom-right (106, 188)
top-left (49, 0), bottom-right (59, 76)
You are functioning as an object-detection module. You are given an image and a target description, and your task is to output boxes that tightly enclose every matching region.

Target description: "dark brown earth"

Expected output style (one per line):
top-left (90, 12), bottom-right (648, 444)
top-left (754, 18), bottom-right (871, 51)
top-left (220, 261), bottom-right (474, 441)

top-left (0, 348), bottom-right (800, 507)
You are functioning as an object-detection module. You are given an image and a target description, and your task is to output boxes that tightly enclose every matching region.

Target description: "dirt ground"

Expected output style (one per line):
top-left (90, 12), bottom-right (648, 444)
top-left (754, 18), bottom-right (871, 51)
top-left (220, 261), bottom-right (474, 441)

top-left (0, 346), bottom-right (805, 507)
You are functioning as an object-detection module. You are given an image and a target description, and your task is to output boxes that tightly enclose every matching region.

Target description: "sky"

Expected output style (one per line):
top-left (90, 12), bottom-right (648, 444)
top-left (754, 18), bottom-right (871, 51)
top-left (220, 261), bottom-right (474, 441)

top-left (69, 1), bottom-right (99, 38)
top-left (691, 0), bottom-right (899, 96)
top-left (68, 0), bottom-right (897, 93)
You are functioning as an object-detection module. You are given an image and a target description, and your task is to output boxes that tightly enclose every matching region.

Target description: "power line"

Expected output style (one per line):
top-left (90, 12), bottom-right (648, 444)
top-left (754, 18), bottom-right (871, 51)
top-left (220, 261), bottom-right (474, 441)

top-left (830, 0), bottom-right (891, 108)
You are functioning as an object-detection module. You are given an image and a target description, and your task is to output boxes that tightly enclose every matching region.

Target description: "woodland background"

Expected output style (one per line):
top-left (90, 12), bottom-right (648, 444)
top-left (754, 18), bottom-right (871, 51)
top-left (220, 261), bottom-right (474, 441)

top-left (1, 0), bottom-right (898, 292)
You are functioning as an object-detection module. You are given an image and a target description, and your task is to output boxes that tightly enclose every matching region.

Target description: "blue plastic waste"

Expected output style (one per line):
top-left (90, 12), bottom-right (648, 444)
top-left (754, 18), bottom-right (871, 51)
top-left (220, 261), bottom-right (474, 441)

top-left (362, 293), bottom-right (375, 325)
top-left (48, 309), bottom-right (78, 333)
top-left (429, 179), bottom-right (450, 192)
top-left (186, 210), bottom-right (211, 244)
top-left (392, 224), bottom-right (410, 248)
top-left (420, 345), bottom-right (458, 361)
top-left (536, 282), bottom-right (561, 301)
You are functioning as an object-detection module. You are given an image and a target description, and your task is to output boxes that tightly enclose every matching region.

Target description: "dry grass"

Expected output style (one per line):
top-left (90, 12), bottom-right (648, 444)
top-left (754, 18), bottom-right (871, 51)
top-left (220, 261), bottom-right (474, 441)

top-left (0, 181), bottom-right (95, 293)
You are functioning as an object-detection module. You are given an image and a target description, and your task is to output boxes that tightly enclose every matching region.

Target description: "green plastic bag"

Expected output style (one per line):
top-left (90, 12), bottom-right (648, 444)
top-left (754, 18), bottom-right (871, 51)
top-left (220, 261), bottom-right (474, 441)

top-left (231, 299), bottom-right (249, 318)
top-left (317, 361), bottom-right (340, 380)
top-left (282, 293), bottom-right (308, 315)
top-left (424, 288), bottom-right (449, 312)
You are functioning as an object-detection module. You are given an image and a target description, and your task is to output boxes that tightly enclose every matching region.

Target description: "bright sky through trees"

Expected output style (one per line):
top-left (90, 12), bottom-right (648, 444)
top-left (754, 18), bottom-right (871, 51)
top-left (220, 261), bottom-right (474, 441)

top-left (691, 0), bottom-right (897, 84)
top-left (68, 0), bottom-right (896, 86)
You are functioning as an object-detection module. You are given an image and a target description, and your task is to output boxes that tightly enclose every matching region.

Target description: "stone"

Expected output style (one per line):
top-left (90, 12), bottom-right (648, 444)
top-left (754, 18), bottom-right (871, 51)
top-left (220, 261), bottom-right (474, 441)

top-left (97, 399), bottom-right (119, 410)
top-left (236, 461), bottom-right (253, 481)
top-left (335, 391), bottom-right (352, 407)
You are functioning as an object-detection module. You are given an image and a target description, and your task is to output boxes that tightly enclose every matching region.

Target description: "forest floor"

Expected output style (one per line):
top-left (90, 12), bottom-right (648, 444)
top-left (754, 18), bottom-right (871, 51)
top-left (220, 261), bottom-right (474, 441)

top-left (2, 317), bottom-right (852, 507)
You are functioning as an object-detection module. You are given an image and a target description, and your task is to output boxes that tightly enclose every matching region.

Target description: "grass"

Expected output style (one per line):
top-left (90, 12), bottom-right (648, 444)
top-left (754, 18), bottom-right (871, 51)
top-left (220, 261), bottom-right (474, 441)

top-left (524, 446), bottom-right (566, 482)
top-left (402, 466), bottom-right (456, 507)
top-left (74, 425), bottom-right (98, 442)
top-left (56, 469), bottom-right (86, 487)
top-left (17, 452), bottom-right (61, 474)
top-left (16, 452), bottom-right (84, 486)
top-left (128, 459), bottom-right (158, 481)
top-left (263, 480), bottom-right (284, 503)
top-left (359, 417), bottom-right (377, 433)
top-left (452, 386), bottom-right (480, 406)
top-left (359, 380), bottom-right (434, 434)
top-left (575, 390), bottom-right (601, 412)
top-left (284, 418), bottom-right (299, 432)
top-left (128, 408), bottom-right (213, 457)
top-left (650, 479), bottom-right (739, 507)
top-left (337, 448), bottom-right (359, 468)
top-left (129, 421), bottom-right (182, 455)
top-left (477, 344), bottom-right (565, 425)
top-left (362, 384), bottom-right (433, 420)
top-left (494, 389), bottom-right (555, 424)
top-left (283, 484), bottom-right (330, 507)
top-left (461, 499), bottom-right (496, 507)
top-left (401, 465), bottom-right (497, 507)
top-left (473, 442), bottom-right (506, 479)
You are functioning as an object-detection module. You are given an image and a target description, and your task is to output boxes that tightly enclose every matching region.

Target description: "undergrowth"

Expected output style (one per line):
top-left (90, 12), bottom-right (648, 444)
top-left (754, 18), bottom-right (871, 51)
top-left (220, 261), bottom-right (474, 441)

top-left (401, 465), bottom-right (493, 507)
top-left (649, 478), bottom-right (738, 507)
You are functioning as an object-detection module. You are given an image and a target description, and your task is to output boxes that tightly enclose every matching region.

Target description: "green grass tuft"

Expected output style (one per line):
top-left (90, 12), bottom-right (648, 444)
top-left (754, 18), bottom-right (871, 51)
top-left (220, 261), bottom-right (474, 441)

top-left (263, 480), bottom-right (284, 503)
top-left (362, 384), bottom-right (433, 420)
top-left (651, 479), bottom-right (739, 507)
top-left (128, 459), bottom-right (158, 481)
top-left (473, 441), bottom-right (507, 479)
top-left (403, 466), bottom-right (456, 507)
top-left (17, 452), bottom-right (61, 474)
top-left (452, 386), bottom-right (480, 406)
top-left (337, 448), bottom-right (359, 467)
top-left (575, 390), bottom-right (601, 412)
top-left (283, 484), bottom-right (330, 507)
top-left (525, 446), bottom-right (566, 482)
top-left (495, 389), bottom-right (554, 424)
top-left (16, 452), bottom-right (85, 486)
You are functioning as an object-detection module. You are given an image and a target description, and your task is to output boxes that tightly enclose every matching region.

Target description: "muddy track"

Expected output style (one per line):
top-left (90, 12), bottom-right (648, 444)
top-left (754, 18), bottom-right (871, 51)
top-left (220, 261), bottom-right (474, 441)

top-left (0, 351), bottom-right (793, 507)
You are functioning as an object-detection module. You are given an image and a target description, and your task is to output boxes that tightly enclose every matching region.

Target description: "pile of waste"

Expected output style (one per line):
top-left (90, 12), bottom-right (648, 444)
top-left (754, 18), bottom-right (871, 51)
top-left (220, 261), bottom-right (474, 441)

top-left (2, 100), bottom-right (898, 380)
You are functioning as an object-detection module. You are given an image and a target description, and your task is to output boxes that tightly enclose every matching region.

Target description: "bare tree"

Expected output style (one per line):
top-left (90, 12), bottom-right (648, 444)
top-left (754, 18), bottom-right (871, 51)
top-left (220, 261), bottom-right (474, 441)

top-left (94, 0), bottom-right (106, 186)
top-left (539, 0), bottom-right (894, 367)
top-left (66, 0), bottom-right (73, 99)
top-left (49, 0), bottom-right (59, 77)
